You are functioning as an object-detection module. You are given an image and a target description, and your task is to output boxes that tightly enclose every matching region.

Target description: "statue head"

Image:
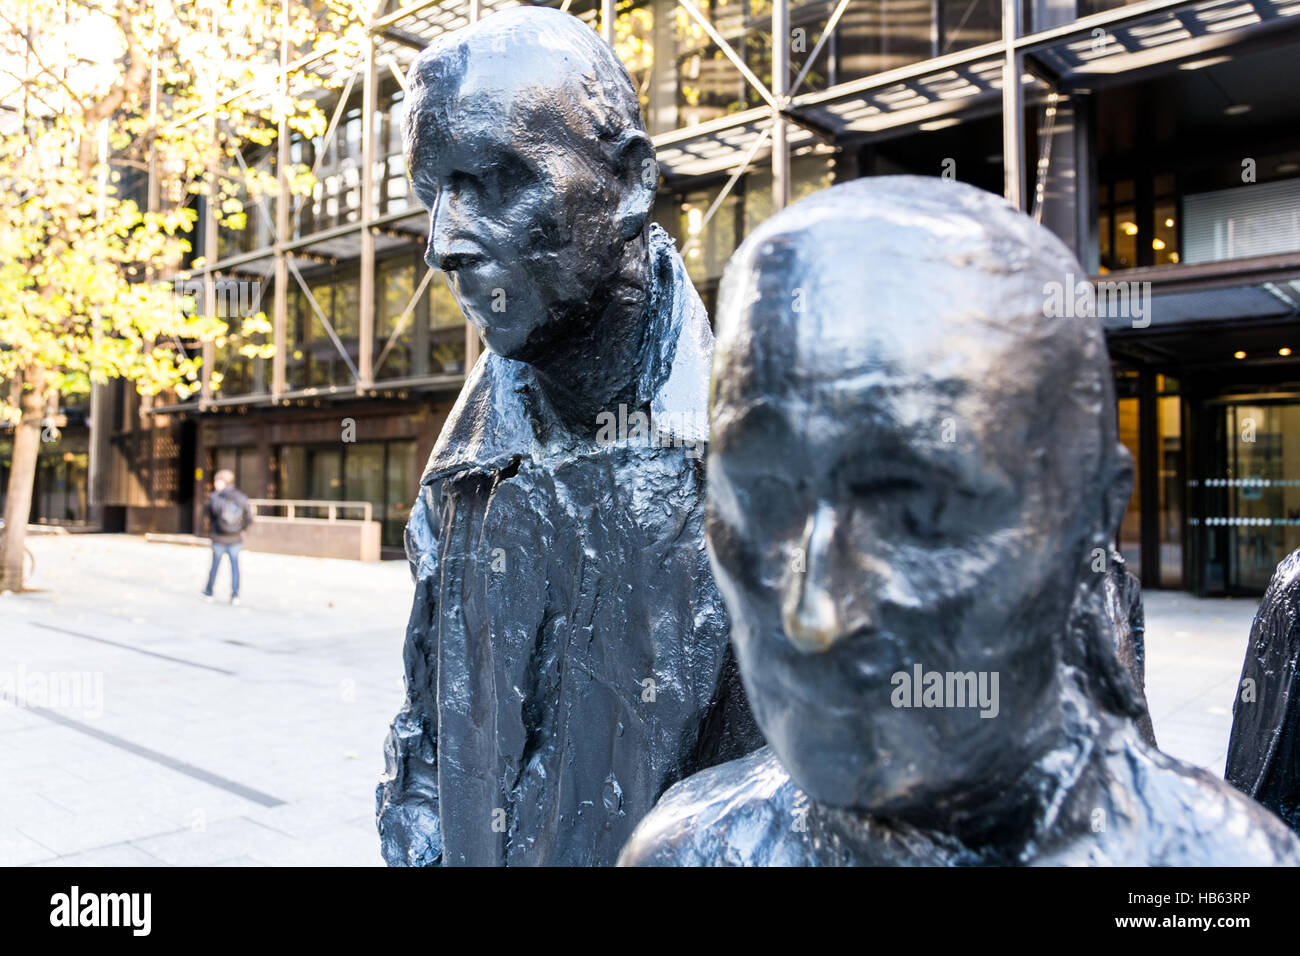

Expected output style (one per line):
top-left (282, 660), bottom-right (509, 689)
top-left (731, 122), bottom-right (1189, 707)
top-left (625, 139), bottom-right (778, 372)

top-left (403, 8), bottom-right (658, 365)
top-left (707, 176), bottom-right (1139, 816)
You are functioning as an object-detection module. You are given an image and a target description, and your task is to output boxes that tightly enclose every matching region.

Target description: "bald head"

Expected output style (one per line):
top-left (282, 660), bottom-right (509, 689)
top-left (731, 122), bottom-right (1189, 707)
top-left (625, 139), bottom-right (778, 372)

top-left (399, 8), bottom-right (659, 364)
top-left (714, 176), bottom-right (1121, 504)
top-left (403, 7), bottom-right (646, 192)
top-left (705, 177), bottom-right (1135, 812)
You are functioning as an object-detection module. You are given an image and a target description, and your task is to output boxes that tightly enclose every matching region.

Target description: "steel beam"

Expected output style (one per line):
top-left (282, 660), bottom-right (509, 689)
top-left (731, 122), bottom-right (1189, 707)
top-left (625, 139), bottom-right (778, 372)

top-left (772, 0), bottom-right (790, 211)
top-left (273, 0), bottom-right (290, 400)
top-left (359, 30), bottom-right (378, 390)
top-left (681, 126), bottom-right (772, 256)
top-left (676, 0), bottom-right (778, 109)
top-left (168, 0), bottom-right (1213, 135)
top-left (291, 54), bottom-right (363, 230)
top-left (374, 267), bottom-right (438, 372)
top-left (1002, 0), bottom-right (1025, 210)
top-left (789, 0), bottom-right (854, 98)
top-left (201, 97), bottom-right (218, 409)
top-left (286, 257), bottom-right (363, 383)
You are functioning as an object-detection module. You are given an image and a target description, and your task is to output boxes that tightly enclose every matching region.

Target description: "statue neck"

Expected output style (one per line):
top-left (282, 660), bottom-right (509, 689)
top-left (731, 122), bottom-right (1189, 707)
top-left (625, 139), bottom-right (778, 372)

top-left (815, 674), bottom-right (1109, 864)
top-left (529, 233), bottom-right (659, 435)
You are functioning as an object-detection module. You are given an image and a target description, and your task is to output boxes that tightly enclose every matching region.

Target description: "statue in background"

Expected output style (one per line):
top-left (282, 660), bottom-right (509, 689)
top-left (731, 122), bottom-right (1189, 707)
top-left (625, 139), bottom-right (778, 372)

top-left (619, 177), bottom-right (1300, 866)
top-left (1104, 548), bottom-right (1157, 747)
top-left (377, 7), bottom-right (760, 866)
top-left (1226, 549), bottom-right (1300, 833)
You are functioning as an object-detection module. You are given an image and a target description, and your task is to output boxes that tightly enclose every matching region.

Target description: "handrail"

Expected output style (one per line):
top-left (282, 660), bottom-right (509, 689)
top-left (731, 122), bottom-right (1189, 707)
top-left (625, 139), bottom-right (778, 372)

top-left (248, 498), bottom-right (374, 523)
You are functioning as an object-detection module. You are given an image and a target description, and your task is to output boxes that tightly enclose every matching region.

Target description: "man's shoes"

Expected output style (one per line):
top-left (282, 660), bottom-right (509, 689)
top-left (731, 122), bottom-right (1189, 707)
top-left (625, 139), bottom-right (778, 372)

top-left (231, 596), bottom-right (241, 606)
top-left (202, 590), bottom-right (214, 603)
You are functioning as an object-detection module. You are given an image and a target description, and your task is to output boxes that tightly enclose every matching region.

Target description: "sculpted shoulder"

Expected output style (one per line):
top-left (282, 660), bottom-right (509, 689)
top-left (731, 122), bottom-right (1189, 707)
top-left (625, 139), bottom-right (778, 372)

top-left (618, 747), bottom-right (812, 866)
top-left (1129, 745), bottom-right (1300, 866)
top-left (1039, 740), bottom-right (1300, 866)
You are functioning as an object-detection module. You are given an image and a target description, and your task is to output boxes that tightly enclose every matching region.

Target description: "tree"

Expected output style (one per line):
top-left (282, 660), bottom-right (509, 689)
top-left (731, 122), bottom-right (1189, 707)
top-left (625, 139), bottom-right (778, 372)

top-left (0, 0), bottom-right (359, 591)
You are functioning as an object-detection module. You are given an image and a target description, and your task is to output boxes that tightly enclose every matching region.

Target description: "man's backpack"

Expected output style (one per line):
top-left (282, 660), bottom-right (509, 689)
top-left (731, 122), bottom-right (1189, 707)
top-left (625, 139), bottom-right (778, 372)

top-left (213, 492), bottom-right (247, 536)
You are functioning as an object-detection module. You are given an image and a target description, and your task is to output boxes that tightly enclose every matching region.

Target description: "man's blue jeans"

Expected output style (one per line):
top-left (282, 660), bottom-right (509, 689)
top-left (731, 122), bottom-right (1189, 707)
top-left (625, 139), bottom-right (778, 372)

top-left (205, 543), bottom-right (242, 597)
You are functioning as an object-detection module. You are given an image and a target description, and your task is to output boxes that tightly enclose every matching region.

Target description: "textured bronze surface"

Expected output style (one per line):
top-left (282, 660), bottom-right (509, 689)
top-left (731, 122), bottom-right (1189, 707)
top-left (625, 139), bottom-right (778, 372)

top-left (376, 8), bottom-right (760, 867)
top-left (1227, 548), bottom-right (1300, 833)
top-left (621, 177), bottom-right (1300, 866)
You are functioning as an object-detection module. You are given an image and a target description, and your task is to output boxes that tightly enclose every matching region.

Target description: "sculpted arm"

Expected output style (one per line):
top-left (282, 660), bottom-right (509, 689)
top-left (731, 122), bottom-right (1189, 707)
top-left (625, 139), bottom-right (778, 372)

top-left (376, 483), bottom-right (443, 866)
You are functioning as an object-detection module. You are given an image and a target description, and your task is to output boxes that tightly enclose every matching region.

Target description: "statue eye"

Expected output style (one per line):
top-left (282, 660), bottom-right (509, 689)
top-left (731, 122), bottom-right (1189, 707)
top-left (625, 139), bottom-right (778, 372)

top-left (748, 474), bottom-right (797, 511)
top-left (848, 476), bottom-right (924, 498)
top-left (844, 477), bottom-right (961, 541)
top-left (449, 170), bottom-right (480, 194)
top-left (900, 494), bottom-right (949, 539)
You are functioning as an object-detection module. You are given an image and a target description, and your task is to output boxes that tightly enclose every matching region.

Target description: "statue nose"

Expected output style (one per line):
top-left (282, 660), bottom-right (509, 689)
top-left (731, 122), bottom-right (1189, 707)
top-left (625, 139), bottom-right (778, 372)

top-left (427, 191), bottom-right (484, 272)
top-left (782, 503), bottom-right (858, 653)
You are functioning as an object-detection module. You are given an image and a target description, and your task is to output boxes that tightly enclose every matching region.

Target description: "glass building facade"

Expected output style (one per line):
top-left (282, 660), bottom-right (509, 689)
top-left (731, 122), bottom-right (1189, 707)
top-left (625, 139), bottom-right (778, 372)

top-left (55, 0), bottom-right (1300, 577)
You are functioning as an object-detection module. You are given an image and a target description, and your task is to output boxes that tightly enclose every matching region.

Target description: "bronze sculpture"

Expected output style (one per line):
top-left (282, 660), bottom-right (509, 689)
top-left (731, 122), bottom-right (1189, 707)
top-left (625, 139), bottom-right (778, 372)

top-left (376, 7), bottom-right (760, 866)
top-left (619, 176), bottom-right (1300, 866)
top-left (1226, 548), bottom-right (1300, 833)
top-left (1104, 549), bottom-right (1156, 747)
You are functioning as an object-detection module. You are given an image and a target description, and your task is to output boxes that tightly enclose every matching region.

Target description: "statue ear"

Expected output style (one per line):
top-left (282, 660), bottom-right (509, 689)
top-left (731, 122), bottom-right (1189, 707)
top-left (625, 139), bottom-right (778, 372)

top-left (614, 132), bottom-right (658, 241)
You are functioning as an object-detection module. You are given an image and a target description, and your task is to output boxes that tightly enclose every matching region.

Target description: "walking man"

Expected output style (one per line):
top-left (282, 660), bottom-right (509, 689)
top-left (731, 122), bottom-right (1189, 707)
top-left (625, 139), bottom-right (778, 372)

top-left (202, 468), bottom-right (252, 605)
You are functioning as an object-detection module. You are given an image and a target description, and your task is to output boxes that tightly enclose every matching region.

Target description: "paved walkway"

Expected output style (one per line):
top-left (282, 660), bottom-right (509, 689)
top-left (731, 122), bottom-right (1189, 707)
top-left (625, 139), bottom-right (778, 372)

top-left (1, 534), bottom-right (410, 866)
top-left (1142, 589), bottom-right (1257, 775)
top-left (0, 535), bottom-right (1266, 865)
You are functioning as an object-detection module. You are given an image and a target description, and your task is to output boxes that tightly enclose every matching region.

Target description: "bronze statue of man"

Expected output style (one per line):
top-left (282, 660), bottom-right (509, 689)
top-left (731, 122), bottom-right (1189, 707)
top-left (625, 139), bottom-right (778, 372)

top-left (620, 177), bottom-right (1300, 866)
top-left (1226, 548), bottom-right (1300, 833)
top-left (376, 7), bottom-right (759, 866)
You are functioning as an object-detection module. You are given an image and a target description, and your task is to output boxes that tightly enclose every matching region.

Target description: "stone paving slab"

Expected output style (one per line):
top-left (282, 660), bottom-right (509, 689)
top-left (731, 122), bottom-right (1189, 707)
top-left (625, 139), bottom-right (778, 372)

top-left (1141, 589), bottom-right (1259, 776)
top-left (0, 534), bottom-right (1277, 865)
top-left (1, 534), bottom-right (411, 867)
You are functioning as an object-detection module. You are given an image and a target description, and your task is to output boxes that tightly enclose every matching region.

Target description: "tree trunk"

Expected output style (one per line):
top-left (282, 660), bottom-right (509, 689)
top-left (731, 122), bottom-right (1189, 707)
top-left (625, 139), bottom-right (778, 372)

top-left (1, 379), bottom-right (45, 592)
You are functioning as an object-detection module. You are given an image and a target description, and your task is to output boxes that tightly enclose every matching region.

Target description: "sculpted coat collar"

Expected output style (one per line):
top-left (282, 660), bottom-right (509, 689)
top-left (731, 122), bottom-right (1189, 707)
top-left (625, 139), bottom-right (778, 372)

top-left (420, 223), bottom-right (712, 485)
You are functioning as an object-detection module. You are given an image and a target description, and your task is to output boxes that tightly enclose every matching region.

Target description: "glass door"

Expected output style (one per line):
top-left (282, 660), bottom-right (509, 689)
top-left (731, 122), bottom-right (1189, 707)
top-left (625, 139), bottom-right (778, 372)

top-left (1116, 394), bottom-right (1142, 572)
top-left (1201, 402), bottom-right (1300, 593)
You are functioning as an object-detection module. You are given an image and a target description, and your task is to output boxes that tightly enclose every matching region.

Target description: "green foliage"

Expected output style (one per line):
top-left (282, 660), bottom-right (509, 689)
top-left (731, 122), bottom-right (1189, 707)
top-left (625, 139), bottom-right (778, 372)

top-left (0, 0), bottom-right (351, 418)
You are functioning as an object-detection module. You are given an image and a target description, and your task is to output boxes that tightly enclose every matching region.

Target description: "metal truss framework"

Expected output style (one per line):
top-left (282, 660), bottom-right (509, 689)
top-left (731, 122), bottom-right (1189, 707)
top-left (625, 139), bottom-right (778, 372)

top-left (166, 0), bottom-right (1300, 413)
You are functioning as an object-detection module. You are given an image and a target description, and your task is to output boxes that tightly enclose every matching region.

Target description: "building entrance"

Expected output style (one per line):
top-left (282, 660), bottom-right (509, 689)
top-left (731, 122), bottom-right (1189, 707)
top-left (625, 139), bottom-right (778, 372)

top-left (1195, 399), bottom-right (1300, 593)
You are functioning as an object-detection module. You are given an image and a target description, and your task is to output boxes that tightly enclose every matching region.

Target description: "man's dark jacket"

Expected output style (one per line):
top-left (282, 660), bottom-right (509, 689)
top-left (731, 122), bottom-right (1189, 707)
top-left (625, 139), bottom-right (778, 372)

top-left (376, 225), bottom-right (761, 866)
top-left (204, 486), bottom-right (253, 545)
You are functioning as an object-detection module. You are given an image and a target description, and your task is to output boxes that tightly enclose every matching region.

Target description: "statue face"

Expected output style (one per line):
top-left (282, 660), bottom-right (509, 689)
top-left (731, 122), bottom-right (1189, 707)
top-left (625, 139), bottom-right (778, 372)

top-left (708, 239), bottom-right (1092, 813)
top-left (409, 77), bottom-right (634, 363)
